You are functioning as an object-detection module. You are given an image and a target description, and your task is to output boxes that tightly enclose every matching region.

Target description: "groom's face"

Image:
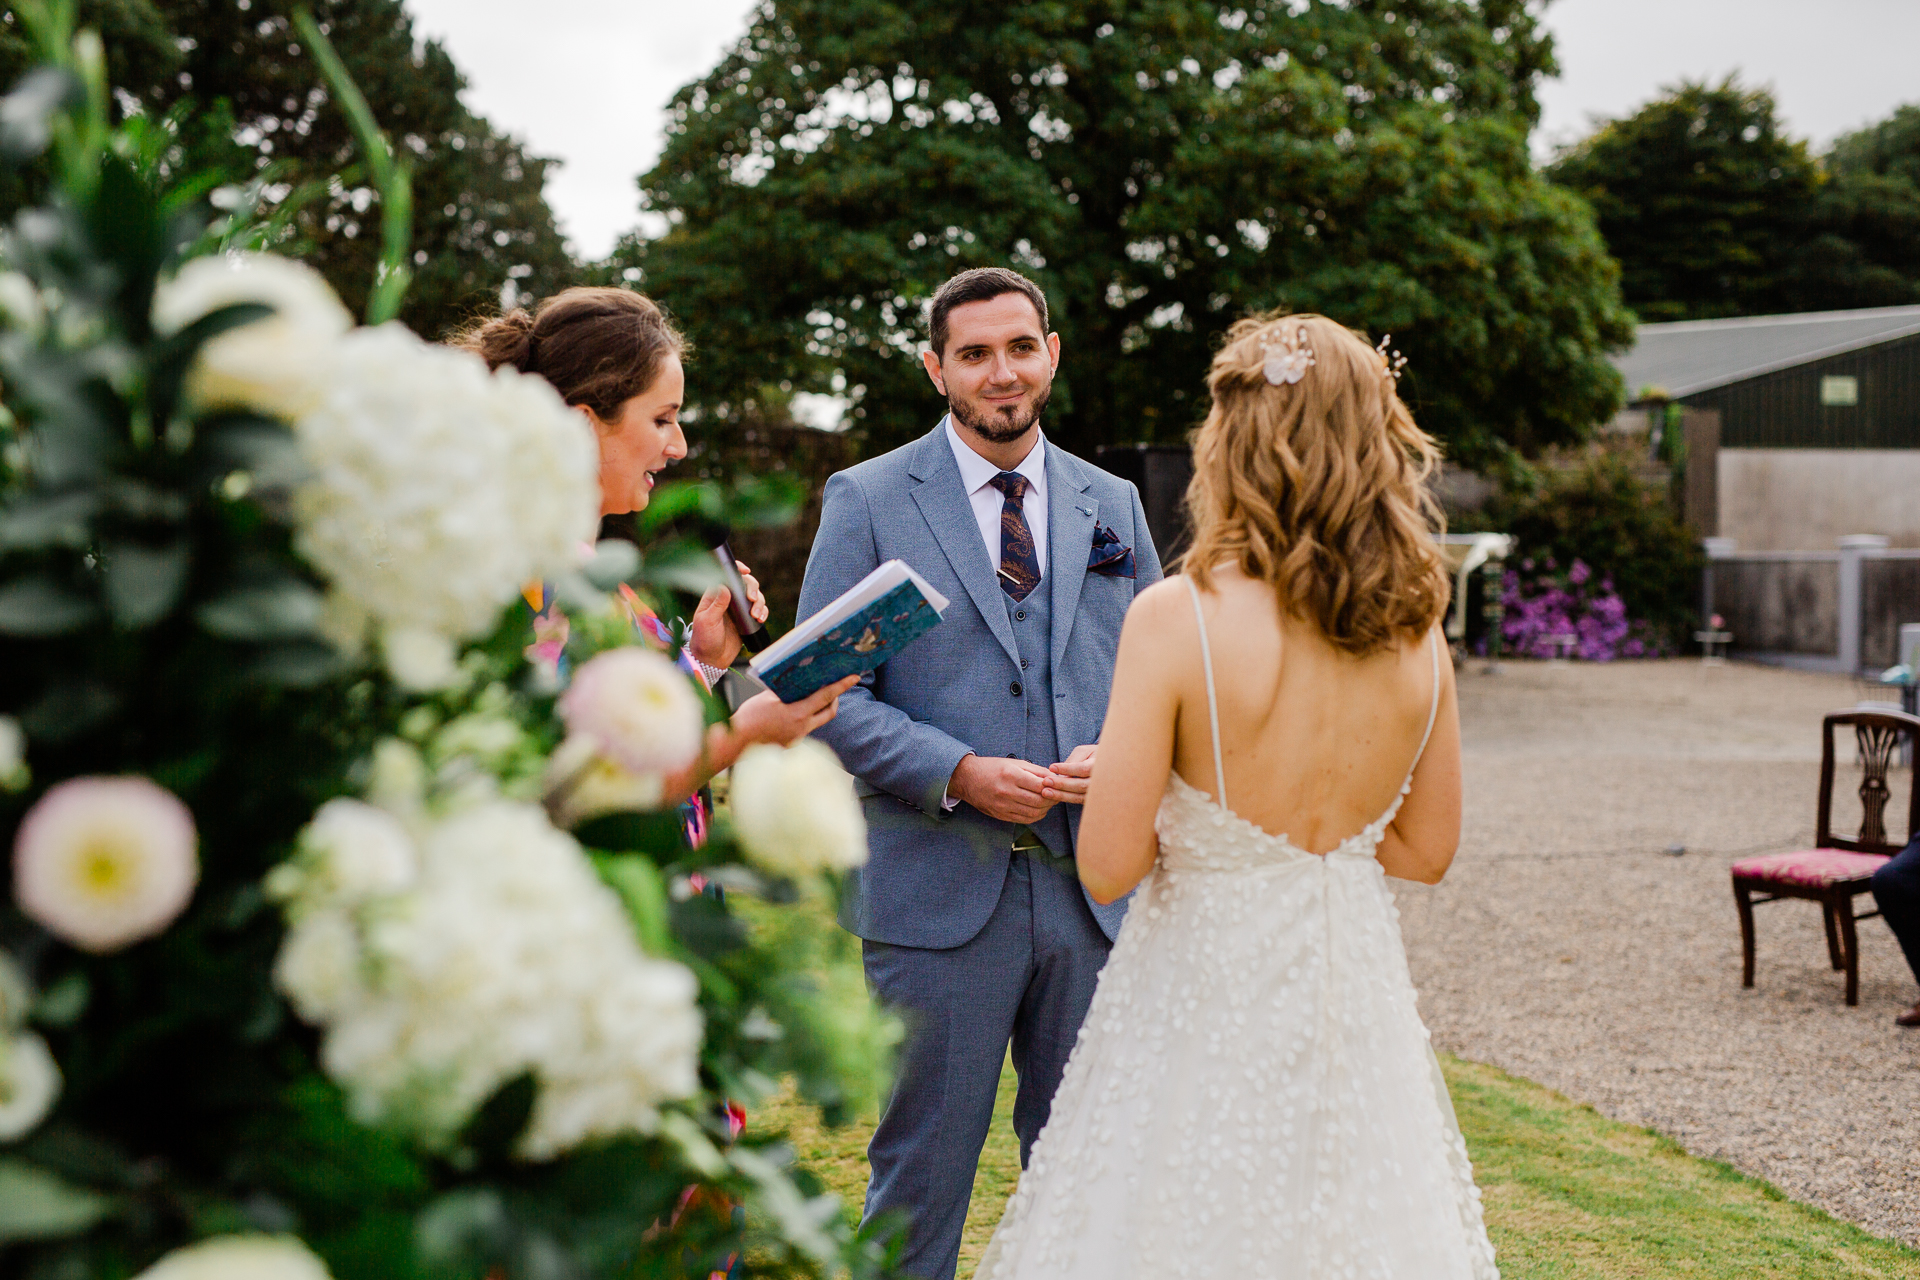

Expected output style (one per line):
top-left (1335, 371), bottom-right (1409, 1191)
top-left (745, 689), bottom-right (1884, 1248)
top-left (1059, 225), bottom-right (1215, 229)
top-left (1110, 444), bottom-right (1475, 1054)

top-left (922, 293), bottom-right (1060, 446)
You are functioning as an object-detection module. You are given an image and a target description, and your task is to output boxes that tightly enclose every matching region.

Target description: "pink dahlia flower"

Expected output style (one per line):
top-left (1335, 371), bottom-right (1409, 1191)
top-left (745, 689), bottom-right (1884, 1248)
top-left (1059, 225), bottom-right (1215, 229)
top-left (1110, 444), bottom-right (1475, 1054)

top-left (13, 776), bottom-right (199, 953)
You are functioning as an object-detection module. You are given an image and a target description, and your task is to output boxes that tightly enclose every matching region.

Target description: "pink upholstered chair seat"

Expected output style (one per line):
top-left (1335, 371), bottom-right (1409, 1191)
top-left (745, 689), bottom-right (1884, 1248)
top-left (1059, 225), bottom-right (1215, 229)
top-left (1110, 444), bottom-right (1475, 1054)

top-left (1731, 848), bottom-right (1890, 888)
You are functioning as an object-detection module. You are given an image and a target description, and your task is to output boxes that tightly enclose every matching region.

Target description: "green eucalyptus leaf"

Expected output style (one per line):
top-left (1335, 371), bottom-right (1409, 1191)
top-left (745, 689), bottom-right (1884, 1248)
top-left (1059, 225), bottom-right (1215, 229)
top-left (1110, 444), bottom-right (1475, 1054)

top-left (645, 540), bottom-right (727, 595)
top-left (457, 1073), bottom-right (536, 1167)
top-left (200, 416), bottom-right (303, 489)
top-left (0, 68), bottom-right (82, 162)
top-left (0, 1160), bottom-right (114, 1242)
top-left (592, 853), bottom-right (673, 957)
top-left (18, 680), bottom-right (118, 742)
top-left (0, 576), bottom-right (100, 635)
top-left (32, 972), bottom-right (89, 1027)
top-left (102, 540), bottom-right (189, 628)
top-left (0, 490), bottom-right (101, 550)
top-left (573, 810), bottom-right (685, 856)
top-left (196, 581), bottom-right (325, 641)
top-left (244, 641), bottom-right (350, 688)
top-left (636, 481), bottom-right (723, 535)
top-left (415, 1189), bottom-right (510, 1271)
top-left (148, 301), bottom-right (274, 426)
top-left (582, 539), bottom-right (641, 590)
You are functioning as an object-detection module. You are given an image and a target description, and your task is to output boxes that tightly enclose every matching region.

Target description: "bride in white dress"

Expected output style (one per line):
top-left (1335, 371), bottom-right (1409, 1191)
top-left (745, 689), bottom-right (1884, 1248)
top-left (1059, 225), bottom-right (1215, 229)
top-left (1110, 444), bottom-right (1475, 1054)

top-left (977, 314), bottom-right (1498, 1279)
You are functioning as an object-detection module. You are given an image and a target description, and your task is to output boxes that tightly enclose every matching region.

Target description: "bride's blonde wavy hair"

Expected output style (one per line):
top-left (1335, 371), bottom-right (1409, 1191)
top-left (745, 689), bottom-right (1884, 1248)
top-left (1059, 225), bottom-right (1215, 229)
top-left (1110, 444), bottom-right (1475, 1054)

top-left (1181, 313), bottom-right (1449, 657)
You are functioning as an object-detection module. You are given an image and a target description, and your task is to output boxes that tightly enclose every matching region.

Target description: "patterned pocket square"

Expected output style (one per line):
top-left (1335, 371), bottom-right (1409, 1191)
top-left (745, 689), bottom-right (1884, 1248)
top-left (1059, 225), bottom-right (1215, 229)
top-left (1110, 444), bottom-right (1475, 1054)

top-left (1087, 524), bottom-right (1136, 579)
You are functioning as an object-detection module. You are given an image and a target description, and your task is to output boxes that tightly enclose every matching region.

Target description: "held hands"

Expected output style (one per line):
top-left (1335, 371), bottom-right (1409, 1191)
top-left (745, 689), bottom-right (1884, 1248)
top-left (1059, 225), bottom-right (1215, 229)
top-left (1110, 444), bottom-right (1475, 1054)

top-left (1042, 743), bottom-right (1096, 805)
top-left (731, 675), bottom-right (861, 748)
top-left (689, 560), bottom-right (770, 670)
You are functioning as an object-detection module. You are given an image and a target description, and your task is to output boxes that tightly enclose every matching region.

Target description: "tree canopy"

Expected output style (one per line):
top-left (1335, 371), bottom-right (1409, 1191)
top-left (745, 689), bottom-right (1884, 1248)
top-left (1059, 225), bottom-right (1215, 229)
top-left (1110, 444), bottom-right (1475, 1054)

top-left (618, 0), bottom-right (1632, 467)
top-left (1548, 79), bottom-right (1920, 322)
top-left (0, 0), bottom-right (574, 340)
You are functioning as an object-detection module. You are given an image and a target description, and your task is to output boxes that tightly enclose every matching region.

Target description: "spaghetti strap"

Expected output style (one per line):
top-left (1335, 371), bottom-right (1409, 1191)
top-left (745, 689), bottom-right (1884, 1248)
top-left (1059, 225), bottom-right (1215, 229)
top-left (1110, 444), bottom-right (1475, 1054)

top-left (1184, 576), bottom-right (1228, 808)
top-left (1411, 628), bottom-right (1442, 773)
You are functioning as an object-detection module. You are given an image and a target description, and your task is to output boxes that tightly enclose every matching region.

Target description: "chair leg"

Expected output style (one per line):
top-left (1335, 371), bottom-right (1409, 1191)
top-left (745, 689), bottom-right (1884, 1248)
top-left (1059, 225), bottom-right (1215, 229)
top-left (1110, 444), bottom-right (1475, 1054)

top-left (1839, 897), bottom-right (1862, 1007)
top-left (1734, 880), bottom-right (1757, 988)
top-left (1823, 900), bottom-right (1844, 970)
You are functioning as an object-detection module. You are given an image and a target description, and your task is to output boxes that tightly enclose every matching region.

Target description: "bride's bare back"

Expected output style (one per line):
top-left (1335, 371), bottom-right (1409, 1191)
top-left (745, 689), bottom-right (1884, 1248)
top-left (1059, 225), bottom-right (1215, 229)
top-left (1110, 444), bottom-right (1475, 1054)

top-left (1079, 563), bottom-right (1461, 901)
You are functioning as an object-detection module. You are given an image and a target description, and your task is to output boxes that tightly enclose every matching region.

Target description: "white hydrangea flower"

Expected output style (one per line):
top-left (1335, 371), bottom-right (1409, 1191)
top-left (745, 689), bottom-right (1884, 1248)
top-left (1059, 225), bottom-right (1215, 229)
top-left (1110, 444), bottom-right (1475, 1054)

top-left (152, 252), bottom-right (352, 419)
top-left (558, 647), bottom-right (707, 777)
top-left (132, 1235), bottom-right (334, 1280)
top-left (288, 799), bottom-right (416, 906)
top-left (274, 797), bottom-right (701, 1157)
top-left (0, 1031), bottom-right (60, 1141)
top-left (12, 776), bottom-right (199, 953)
top-left (291, 325), bottom-right (599, 683)
top-left (729, 740), bottom-right (869, 877)
top-left (380, 626), bottom-right (461, 693)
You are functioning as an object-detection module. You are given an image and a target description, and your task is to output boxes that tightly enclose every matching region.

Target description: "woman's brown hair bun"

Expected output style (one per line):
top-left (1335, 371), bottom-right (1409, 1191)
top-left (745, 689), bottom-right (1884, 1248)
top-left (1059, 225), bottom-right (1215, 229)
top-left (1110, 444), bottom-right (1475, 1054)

top-left (451, 286), bottom-right (685, 421)
top-left (464, 307), bottom-right (536, 373)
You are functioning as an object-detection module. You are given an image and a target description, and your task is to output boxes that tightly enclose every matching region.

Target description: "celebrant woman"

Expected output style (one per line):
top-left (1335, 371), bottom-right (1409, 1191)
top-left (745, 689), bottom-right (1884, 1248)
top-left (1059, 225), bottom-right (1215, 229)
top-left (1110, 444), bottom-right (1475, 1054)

top-left (455, 287), bottom-right (856, 831)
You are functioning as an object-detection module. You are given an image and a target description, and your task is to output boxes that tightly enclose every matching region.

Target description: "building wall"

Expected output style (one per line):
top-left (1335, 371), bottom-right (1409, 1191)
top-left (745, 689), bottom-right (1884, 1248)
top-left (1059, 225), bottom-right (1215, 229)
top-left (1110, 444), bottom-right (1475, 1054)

top-left (1717, 449), bottom-right (1920, 550)
top-left (1686, 332), bottom-right (1920, 449)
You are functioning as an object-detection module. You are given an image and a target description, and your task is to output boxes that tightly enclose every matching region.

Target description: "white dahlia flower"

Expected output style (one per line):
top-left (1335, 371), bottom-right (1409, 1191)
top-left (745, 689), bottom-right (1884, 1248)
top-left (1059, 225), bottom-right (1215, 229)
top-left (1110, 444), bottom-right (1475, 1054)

top-left (729, 740), bottom-right (869, 877)
top-left (152, 252), bottom-right (352, 419)
top-left (544, 734), bottom-right (665, 827)
top-left (13, 776), bottom-right (199, 952)
top-left (133, 1235), bottom-right (334, 1280)
top-left (558, 647), bottom-right (706, 778)
top-left (290, 325), bottom-right (599, 683)
top-left (0, 1030), bottom-right (60, 1141)
top-left (274, 798), bottom-right (701, 1156)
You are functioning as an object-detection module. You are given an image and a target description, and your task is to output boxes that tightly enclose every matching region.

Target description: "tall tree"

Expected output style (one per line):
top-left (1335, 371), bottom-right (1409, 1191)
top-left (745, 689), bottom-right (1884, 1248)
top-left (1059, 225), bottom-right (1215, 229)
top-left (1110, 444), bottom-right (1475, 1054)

top-left (1549, 79), bottom-right (1920, 321)
top-left (0, 0), bottom-right (575, 340)
top-left (616, 0), bottom-right (1632, 467)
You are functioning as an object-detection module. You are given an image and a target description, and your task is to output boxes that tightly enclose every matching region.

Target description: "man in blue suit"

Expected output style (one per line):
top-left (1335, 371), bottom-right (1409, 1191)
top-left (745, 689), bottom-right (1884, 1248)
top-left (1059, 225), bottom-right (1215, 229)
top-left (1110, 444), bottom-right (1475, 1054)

top-left (799, 267), bottom-right (1163, 1279)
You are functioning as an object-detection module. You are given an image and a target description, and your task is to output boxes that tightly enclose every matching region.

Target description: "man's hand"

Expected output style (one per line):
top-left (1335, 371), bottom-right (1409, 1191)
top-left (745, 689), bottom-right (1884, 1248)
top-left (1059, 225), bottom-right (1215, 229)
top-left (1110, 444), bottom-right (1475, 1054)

top-left (1043, 743), bottom-right (1097, 805)
top-left (731, 675), bottom-right (860, 747)
top-left (949, 755), bottom-right (1057, 825)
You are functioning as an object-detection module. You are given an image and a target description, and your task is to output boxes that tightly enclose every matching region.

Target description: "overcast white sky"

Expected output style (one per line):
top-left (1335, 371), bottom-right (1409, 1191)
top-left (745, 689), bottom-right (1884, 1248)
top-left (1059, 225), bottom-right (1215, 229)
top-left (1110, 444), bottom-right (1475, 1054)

top-left (403, 0), bottom-right (1920, 261)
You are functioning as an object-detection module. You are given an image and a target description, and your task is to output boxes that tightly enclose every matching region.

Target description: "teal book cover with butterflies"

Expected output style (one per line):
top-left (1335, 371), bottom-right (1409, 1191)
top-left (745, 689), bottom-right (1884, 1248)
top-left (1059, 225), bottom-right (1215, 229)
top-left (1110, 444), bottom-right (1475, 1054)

top-left (750, 561), bottom-right (949, 702)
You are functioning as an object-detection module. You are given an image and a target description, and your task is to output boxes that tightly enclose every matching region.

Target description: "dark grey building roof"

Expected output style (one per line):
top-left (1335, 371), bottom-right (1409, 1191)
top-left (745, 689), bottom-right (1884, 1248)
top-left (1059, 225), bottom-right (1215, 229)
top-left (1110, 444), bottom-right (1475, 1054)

top-left (1613, 305), bottom-right (1920, 402)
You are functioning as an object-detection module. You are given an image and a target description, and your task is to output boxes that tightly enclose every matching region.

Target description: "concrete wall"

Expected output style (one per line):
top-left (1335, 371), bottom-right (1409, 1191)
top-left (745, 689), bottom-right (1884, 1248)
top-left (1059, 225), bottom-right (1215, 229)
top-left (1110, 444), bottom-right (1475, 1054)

top-left (1711, 555), bottom-right (1841, 656)
top-left (1718, 449), bottom-right (1920, 550)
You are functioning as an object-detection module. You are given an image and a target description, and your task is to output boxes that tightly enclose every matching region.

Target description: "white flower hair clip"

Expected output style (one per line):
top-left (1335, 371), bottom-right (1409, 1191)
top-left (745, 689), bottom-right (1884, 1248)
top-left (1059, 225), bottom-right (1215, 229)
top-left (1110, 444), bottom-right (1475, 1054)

top-left (1261, 325), bottom-right (1315, 386)
top-left (1375, 333), bottom-right (1409, 382)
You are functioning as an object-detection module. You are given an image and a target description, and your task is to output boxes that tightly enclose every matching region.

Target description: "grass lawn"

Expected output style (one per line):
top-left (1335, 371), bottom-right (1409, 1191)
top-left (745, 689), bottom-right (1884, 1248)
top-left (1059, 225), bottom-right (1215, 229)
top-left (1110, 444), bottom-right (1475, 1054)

top-left (754, 1054), bottom-right (1920, 1278)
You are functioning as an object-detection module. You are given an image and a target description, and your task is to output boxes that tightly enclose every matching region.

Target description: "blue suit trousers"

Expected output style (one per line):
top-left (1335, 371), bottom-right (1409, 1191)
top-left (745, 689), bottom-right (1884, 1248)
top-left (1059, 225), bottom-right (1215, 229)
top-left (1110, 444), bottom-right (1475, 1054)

top-left (861, 848), bottom-right (1111, 1280)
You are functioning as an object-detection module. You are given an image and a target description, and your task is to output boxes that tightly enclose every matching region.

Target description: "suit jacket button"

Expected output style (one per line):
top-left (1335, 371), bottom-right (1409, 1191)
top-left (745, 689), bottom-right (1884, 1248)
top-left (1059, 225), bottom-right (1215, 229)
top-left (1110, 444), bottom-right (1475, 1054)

top-left (1010, 681), bottom-right (1024, 696)
top-left (1015, 609), bottom-right (1027, 621)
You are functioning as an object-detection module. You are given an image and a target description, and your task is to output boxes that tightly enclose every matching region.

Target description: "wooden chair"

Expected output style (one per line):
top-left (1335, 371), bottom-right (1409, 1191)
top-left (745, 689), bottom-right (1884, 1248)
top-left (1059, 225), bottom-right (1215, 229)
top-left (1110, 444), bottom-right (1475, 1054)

top-left (1732, 709), bottom-right (1920, 1005)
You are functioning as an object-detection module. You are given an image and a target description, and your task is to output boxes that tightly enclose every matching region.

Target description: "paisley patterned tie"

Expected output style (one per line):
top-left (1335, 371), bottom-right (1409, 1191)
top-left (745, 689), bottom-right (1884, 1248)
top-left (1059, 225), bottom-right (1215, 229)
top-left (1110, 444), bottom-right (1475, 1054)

top-left (989, 471), bottom-right (1040, 602)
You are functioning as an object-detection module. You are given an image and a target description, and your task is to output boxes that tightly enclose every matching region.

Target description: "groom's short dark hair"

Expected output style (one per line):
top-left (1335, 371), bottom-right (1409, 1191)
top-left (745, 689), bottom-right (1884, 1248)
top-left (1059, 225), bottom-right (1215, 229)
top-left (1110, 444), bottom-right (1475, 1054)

top-left (929, 268), bottom-right (1050, 359)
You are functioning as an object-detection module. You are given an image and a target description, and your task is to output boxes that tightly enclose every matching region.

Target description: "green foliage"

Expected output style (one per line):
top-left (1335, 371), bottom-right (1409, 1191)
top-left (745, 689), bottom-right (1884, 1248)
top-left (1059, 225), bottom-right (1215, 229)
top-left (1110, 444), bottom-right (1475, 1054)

top-left (0, 15), bottom-right (902, 1278)
top-left (1486, 453), bottom-right (1703, 648)
top-left (0, 0), bottom-right (576, 341)
top-left (1549, 79), bottom-right (1920, 321)
top-left (617, 0), bottom-right (1632, 468)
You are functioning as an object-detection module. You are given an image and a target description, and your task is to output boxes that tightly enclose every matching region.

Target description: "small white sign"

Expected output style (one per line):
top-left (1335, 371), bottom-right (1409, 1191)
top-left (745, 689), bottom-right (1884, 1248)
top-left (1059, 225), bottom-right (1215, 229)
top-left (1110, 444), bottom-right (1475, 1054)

top-left (1821, 375), bottom-right (1858, 406)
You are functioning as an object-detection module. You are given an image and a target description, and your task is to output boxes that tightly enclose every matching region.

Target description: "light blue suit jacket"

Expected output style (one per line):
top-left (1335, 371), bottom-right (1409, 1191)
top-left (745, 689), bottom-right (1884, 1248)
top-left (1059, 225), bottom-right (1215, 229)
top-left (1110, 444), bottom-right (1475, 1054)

top-left (799, 421), bottom-right (1164, 949)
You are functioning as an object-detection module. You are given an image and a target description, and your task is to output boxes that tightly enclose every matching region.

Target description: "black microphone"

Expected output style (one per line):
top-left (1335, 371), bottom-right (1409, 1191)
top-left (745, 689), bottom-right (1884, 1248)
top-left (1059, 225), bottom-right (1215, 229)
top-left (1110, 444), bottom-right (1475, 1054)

top-left (710, 536), bottom-right (771, 654)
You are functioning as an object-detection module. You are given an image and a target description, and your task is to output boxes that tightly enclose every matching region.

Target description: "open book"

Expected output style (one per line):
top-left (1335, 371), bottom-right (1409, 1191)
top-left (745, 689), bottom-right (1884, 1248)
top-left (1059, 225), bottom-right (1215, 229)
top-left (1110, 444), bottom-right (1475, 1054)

top-left (749, 560), bottom-right (950, 702)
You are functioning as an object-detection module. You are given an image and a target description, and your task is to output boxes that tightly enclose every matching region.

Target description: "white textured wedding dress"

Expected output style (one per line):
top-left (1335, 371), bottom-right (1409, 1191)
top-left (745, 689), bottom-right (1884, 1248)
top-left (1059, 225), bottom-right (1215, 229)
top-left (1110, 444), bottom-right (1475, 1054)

top-left (976, 581), bottom-right (1499, 1280)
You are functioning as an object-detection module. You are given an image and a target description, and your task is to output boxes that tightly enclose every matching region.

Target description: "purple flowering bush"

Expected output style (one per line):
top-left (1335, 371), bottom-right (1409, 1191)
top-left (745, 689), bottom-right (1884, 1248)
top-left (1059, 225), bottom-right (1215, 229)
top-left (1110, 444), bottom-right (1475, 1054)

top-left (1498, 557), bottom-right (1670, 660)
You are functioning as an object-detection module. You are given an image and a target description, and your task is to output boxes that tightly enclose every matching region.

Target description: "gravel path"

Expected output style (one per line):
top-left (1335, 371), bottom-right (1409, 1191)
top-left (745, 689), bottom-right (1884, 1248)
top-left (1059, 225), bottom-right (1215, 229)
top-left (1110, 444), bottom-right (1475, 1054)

top-left (1397, 658), bottom-right (1920, 1246)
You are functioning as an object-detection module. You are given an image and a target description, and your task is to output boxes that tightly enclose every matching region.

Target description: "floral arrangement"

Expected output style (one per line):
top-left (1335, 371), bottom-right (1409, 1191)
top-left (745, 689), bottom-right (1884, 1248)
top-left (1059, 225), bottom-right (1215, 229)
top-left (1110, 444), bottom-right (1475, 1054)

top-left (0, 9), bottom-right (897, 1279)
top-left (1497, 557), bottom-right (1668, 661)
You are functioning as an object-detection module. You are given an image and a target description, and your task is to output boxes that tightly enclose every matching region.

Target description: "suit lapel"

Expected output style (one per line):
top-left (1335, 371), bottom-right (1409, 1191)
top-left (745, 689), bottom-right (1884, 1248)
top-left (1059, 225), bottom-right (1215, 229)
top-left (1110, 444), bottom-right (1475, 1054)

top-left (907, 424), bottom-right (1022, 667)
top-left (1047, 445), bottom-right (1097, 673)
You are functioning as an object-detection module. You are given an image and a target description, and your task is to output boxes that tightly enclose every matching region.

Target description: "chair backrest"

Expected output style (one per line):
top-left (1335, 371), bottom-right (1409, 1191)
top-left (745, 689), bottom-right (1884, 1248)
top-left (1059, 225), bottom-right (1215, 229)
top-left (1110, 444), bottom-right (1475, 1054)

top-left (1817, 709), bottom-right (1920, 854)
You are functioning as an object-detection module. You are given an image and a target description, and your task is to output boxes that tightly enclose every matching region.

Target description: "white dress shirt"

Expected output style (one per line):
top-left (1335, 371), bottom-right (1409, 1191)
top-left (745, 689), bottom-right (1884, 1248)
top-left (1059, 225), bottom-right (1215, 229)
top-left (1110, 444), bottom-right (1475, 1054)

top-left (945, 416), bottom-right (1048, 579)
top-left (941, 416), bottom-right (1050, 809)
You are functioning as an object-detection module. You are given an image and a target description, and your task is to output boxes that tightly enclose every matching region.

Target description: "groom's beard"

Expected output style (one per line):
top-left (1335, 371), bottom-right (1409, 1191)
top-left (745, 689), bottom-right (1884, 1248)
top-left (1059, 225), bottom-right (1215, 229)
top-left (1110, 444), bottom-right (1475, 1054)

top-left (950, 378), bottom-right (1053, 444)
